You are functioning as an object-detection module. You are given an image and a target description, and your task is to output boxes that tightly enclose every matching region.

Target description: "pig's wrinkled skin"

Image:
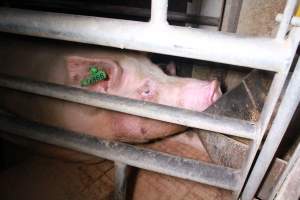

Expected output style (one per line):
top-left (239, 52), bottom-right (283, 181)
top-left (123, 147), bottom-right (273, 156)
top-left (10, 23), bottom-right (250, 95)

top-left (0, 36), bottom-right (221, 142)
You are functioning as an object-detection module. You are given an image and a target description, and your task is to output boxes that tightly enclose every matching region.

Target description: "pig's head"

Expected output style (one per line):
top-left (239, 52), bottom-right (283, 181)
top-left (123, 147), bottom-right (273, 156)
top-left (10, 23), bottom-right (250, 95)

top-left (65, 54), bottom-right (222, 142)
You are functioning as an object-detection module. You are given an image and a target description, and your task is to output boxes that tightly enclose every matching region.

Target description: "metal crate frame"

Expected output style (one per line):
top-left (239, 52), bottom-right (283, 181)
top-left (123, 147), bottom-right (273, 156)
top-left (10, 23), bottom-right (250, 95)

top-left (0, 0), bottom-right (299, 199)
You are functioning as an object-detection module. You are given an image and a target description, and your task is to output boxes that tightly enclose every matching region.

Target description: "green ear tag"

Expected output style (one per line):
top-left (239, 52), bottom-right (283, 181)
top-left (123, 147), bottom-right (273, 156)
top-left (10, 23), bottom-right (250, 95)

top-left (90, 67), bottom-right (98, 75)
top-left (80, 66), bottom-right (108, 87)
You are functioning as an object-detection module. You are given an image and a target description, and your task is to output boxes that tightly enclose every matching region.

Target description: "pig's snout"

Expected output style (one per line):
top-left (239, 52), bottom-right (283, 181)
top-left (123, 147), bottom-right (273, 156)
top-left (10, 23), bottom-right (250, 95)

top-left (180, 80), bottom-right (222, 112)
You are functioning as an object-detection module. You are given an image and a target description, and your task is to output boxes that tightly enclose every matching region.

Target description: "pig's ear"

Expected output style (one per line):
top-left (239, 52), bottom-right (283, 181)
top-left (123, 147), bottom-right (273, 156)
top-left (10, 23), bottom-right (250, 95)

top-left (65, 56), bottom-right (122, 92)
top-left (165, 61), bottom-right (177, 76)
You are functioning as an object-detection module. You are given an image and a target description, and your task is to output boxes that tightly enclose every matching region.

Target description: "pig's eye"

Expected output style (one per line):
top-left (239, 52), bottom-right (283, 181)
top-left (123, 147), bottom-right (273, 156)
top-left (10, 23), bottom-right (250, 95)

top-left (139, 79), bottom-right (156, 100)
top-left (142, 89), bottom-right (151, 96)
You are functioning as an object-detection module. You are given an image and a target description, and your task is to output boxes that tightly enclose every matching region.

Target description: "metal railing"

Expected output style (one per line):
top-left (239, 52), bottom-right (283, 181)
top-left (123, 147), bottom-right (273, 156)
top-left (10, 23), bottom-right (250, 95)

top-left (0, 113), bottom-right (241, 191)
top-left (0, 7), bottom-right (294, 72)
top-left (0, 0), bottom-right (299, 199)
top-left (0, 74), bottom-right (256, 139)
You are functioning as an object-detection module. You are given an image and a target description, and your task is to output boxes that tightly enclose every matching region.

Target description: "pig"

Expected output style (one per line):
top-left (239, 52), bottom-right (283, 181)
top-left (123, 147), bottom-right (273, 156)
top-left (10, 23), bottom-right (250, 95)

top-left (0, 35), bottom-right (221, 143)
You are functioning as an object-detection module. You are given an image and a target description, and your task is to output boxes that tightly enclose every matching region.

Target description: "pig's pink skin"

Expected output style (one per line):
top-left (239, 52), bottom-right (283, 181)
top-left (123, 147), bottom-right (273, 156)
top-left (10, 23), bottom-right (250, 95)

top-left (0, 37), bottom-right (222, 143)
top-left (75, 56), bottom-right (221, 112)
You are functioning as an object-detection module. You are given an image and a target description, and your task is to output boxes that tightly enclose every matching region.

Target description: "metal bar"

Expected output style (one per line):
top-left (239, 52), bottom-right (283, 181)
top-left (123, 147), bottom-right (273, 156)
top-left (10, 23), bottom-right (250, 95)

top-left (270, 142), bottom-right (300, 199)
top-left (0, 113), bottom-right (241, 190)
top-left (236, 69), bottom-right (289, 199)
top-left (256, 28), bottom-right (300, 146)
top-left (237, 27), bottom-right (300, 199)
top-left (185, 0), bottom-right (202, 28)
top-left (276, 13), bottom-right (300, 26)
top-left (0, 74), bottom-right (256, 139)
top-left (150, 0), bottom-right (168, 25)
top-left (274, 159), bottom-right (300, 199)
top-left (276, 0), bottom-right (298, 40)
top-left (0, 7), bottom-right (294, 72)
top-left (114, 162), bottom-right (129, 200)
top-left (241, 57), bottom-right (300, 199)
top-left (221, 0), bottom-right (243, 32)
top-left (218, 0), bottom-right (227, 31)
top-left (6, 0), bottom-right (220, 26)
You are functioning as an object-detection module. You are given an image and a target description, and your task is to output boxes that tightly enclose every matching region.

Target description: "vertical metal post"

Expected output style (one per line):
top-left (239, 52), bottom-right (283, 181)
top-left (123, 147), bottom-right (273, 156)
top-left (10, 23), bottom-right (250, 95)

top-left (238, 27), bottom-right (300, 199)
top-left (241, 57), bottom-right (300, 199)
top-left (221, 0), bottom-right (243, 32)
top-left (150, 0), bottom-right (169, 25)
top-left (186, 0), bottom-right (202, 27)
top-left (276, 0), bottom-right (298, 40)
top-left (236, 70), bottom-right (289, 199)
top-left (114, 162), bottom-right (129, 200)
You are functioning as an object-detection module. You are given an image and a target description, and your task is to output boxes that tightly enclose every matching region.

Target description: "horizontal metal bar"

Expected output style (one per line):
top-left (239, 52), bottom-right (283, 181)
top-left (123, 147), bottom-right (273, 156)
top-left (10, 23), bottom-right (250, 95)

top-left (0, 74), bottom-right (256, 139)
top-left (0, 113), bottom-right (241, 190)
top-left (0, 7), bottom-right (294, 72)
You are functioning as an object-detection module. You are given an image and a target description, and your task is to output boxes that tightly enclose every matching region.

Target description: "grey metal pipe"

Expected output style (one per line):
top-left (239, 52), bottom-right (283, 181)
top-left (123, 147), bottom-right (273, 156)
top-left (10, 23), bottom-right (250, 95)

top-left (0, 114), bottom-right (241, 190)
top-left (221, 0), bottom-right (243, 33)
top-left (276, 0), bottom-right (298, 40)
top-left (241, 57), bottom-right (300, 199)
top-left (114, 162), bottom-right (129, 200)
top-left (0, 7), bottom-right (293, 72)
top-left (235, 27), bottom-right (300, 199)
top-left (150, 0), bottom-right (168, 25)
top-left (235, 71), bottom-right (290, 199)
top-left (237, 46), bottom-right (297, 198)
top-left (0, 74), bottom-right (256, 139)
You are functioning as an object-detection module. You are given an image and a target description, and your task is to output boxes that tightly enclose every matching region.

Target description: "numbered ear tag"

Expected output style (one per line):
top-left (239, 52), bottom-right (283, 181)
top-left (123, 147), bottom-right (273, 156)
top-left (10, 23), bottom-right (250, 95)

top-left (80, 66), bottom-right (108, 87)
